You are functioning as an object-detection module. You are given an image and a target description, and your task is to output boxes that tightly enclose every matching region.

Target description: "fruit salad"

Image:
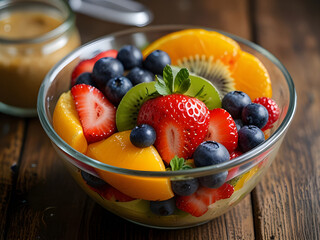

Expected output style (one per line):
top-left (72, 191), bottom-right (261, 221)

top-left (52, 29), bottom-right (280, 228)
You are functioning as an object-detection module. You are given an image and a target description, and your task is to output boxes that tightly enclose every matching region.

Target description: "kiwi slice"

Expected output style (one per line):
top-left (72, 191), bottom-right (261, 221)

top-left (177, 55), bottom-right (235, 97)
top-left (116, 66), bottom-right (222, 131)
top-left (116, 82), bottom-right (156, 131)
top-left (171, 66), bottom-right (221, 110)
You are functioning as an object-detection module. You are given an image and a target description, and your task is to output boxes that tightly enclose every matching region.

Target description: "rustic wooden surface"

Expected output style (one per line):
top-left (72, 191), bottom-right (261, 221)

top-left (0, 0), bottom-right (319, 239)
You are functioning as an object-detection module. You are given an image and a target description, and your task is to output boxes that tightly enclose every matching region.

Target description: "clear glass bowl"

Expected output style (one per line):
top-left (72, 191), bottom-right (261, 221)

top-left (37, 25), bottom-right (297, 229)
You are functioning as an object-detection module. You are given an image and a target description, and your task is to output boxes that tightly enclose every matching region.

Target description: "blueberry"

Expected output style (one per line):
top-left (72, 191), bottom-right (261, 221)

top-left (92, 57), bottom-right (124, 88)
top-left (222, 91), bottom-right (252, 119)
top-left (104, 76), bottom-right (132, 106)
top-left (238, 125), bottom-right (265, 152)
top-left (81, 170), bottom-right (107, 189)
top-left (171, 178), bottom-right (199, 196)
top-left (193, 141), bottom-right (230, 189)
top-left (126, 67), bottom-right (154, 85)
top-left (143, 50), bottom-right (171, 75)
top-left (234, 119), bottom-right (244, 131)
top-left (75, 72), bottom-right (96, 87)
top-left (199, 172), bottom-right (228, 189)
top-left (150, 198), bottom-right (175, 216)
top-left (116, 45), bottom-right (143, 70)
top-left (242, 103), bottom-right (269, 129)
top-left (130, 124), bottom-right (156, 148)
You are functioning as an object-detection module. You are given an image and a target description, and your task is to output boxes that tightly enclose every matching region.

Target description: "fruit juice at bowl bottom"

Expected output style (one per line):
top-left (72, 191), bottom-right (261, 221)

top-left (0, 0), bottom-right (80, 117)
top-left (60, 147), bottom-right (276, 229)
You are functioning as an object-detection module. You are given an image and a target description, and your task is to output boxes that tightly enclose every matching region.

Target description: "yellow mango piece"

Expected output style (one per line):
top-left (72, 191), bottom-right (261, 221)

top-left (234, 166), bottom-right (259, 191)
top-left (87, 131), bottom-right (173, 201)
top-left (53, 91), bottom-right (87, 154)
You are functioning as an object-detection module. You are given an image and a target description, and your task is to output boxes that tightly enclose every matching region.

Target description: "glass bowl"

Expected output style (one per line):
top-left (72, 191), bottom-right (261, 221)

top-left (37, 25), bottom-right (296, 229)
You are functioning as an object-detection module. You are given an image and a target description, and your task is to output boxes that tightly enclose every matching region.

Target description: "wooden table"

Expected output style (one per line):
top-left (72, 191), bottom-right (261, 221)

top-left (1, 0), bottom-right (319, 239)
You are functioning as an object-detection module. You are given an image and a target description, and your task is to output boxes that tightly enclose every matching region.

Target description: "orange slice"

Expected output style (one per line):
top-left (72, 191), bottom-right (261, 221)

top-left (53, 91), bottom-right (87, 154)
top-left (143, 29), bottom-right (240, 66)
top-left (87, 131), bottom-right (174, 201)
top-left (142, 29), bottom-right (272, 99)
top-left (231, 51), bottom-right (272, 100)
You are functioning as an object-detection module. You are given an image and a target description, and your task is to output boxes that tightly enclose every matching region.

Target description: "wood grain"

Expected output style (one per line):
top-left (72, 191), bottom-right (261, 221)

top-left (0, 114), bottom-right (25, 240)
top-left (252, 0), bottom-right (320, 239)
top-left (5, 119), bottom-right (89, 239)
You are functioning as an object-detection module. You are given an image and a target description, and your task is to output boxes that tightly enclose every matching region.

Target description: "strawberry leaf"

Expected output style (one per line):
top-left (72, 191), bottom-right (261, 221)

top-left (174, 68), bottom-right (191, 94)
top-left (169, 156), bottom-right (192, 171)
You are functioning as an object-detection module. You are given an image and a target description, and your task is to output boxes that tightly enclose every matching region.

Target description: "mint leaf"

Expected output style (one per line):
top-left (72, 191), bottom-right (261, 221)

top-left (163, 65), bottom-right (174, 92)
top-left (174, 68), bottom-right (191, 93)
top-left (176, 77), bottom-right (191, 94)
top-left (169, 156), bottom-right (192, 171)
top-left (155, 75), bottom-right (171, 95)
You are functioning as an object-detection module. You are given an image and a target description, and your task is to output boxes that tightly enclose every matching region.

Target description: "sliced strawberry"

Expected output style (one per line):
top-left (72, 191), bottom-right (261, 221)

top-left (71, 84), bottom-right (116, 143)
top-left (253, 97), bottom-right (280, 131)
top-left (101, 185), bottom-right (135, 202)
top-left (204, 108), bottom-right (238, 153)
top-left (93, 49), bottom-right (118, 61)
top-left (71, 59), bottom-right (95, 86)
top-left (175, 193), bottom-right (209, 217)
top-left (71, 49), bottom-right (118, 86)
top-left (86, 182), bottom-right (135, 202)
top-left (176, 183), bottom-right (234, 217)
top-left (226, 150), bottom-right (243, 181)
top-left (137, 94), bottom-right (210, 164)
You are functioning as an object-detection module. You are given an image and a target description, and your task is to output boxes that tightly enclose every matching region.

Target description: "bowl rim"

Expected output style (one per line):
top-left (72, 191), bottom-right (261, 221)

top-left (37, 24), bottom-right (297, 177)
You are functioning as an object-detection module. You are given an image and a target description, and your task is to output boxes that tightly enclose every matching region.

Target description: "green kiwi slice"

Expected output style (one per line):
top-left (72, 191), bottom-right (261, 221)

top-left (177, 56), bottom-right (235, 97)
top-left (116, 82), bottom-right (156, 131)
top-left (116, 66), bottom-right (222, 131)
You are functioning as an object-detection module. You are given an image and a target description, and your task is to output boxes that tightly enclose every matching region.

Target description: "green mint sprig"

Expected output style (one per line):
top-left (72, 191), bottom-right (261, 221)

top-left (168, 156), bottom-right (193, 171)
top-left (155, 65), bottom-right (191, 96)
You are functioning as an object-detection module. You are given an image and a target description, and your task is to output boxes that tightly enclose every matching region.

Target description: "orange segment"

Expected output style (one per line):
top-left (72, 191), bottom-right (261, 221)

top-left (53, 91), bottom-right (87, 154)
top-left (87, 131), bottom-right (174, 201)
top-left (142, 29), bottom-right (241, 66)
top-left (232, 51), bottom-right (272, 100)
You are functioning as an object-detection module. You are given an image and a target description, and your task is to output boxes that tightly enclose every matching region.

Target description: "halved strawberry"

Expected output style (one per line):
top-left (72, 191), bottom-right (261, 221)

top-left (71, 49), bottom-right (118, 86)
top-left (101, 185), bottom-right (135, 202)
top-left (226, 150), bottom-right (243, 181)
top-left (93, 49), bottom-right (118, 61)
top-left (71, 59), bottom-right (95, 86)
top-left (176, 183), bottom-right (234, 217)
top-left (253, 97), bottom-right (280, 131)
top-left (85, 182), bottom-right (135, 202)
top-left (71, 84), bottom-right (116, 143)
top-left (137, 94), bottom-right (210, 164)
top-left (204, 108), bottom-right (238, 153)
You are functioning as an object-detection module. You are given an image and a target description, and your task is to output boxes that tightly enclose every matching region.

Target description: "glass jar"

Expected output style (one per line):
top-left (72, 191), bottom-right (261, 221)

top-left (0, 0), bottom-right (80, 117)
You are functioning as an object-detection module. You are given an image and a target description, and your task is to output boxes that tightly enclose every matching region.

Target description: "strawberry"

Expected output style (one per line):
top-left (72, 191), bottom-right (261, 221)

top-left (226, 150), bottom-right (243, 181)
top-left (137, 94), bottom-right (210, 164)
top-left (86, 183), bottom-right (135, 202)
top-left (93, 49), bottom-right (118, 61)
top-left (253, 97), bottom-right (280, 131)
top-left (71, 58), bottom-right (95, 86)
top-left (176, 183), bottom-right (234, 217)
top-left (100, 185), bottom-right (135, 202)
top-left (204, 108), bottom-right (238, 153)
top-left (71, 49), bottom-right (118, 86)
top-left (71, 84), bottom-right (116, 143)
